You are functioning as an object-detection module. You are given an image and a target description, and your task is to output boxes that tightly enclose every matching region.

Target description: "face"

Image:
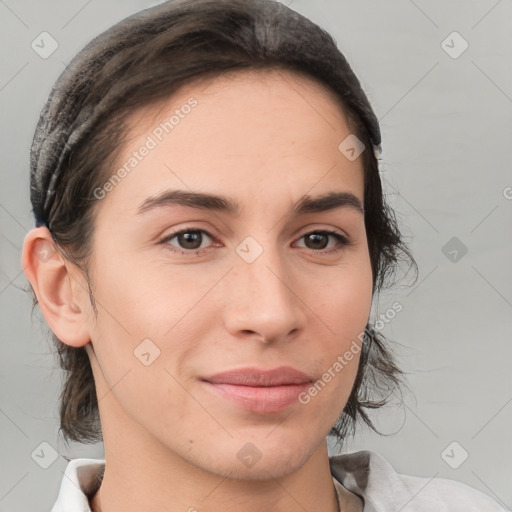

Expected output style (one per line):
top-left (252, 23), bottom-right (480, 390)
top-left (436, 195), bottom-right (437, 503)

top-left (81, 69), bottom-right (373, 479)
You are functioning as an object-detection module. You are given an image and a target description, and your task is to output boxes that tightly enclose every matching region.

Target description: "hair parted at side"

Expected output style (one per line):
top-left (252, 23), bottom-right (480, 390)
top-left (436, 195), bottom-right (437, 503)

top-left (29, 0), bottom-right (416, 445)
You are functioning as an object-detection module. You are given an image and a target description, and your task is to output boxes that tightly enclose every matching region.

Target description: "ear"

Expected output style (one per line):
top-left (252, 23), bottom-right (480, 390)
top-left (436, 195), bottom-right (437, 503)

top-left (22, 226), bottom-right (91, 347)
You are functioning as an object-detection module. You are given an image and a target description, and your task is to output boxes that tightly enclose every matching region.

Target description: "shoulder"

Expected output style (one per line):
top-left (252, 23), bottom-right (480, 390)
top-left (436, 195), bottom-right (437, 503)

top-left (329, 450), bottom-right (506, 511)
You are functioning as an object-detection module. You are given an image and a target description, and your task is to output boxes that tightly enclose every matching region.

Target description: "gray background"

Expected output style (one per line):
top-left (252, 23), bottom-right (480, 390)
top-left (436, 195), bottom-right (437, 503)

top-left (1, 0), bottom-right (511, 510)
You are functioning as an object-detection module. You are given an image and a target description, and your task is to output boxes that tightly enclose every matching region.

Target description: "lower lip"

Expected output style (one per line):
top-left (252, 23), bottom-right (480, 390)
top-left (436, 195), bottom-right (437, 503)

top-left (202, 381), bottom-right (311, 414)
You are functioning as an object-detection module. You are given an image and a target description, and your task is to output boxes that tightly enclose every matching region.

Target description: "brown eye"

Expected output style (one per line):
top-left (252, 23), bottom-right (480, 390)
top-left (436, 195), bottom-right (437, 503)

top-left (161, 229), bottom-right (215, 254)
top-left (296, 230), bottom-right (350, 253)
top-left (175, 231), bottom-right (204, 250)
top-left (304, 233), bottom-right (329, 250)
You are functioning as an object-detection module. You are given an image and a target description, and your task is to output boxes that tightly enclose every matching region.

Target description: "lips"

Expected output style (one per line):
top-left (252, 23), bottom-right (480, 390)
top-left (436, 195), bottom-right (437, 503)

top-left (201, 366), bottom-right (314, 414)
top-left (203, 366), bottom-right (314, 386)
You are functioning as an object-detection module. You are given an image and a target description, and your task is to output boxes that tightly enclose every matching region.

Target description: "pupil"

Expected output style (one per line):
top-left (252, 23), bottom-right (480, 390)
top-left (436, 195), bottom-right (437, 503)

top-left (179, 231), bottom-right (202, 249)
top-left (307, 233), bottom-right (327, 250)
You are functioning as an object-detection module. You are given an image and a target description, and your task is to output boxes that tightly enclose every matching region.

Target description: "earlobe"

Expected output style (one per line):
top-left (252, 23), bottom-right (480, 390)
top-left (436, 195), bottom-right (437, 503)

top-left (22, 227), bottom-right (91, 347)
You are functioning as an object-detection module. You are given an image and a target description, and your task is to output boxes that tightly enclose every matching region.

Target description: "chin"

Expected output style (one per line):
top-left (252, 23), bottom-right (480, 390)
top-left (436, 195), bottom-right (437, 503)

top-left (195, 439), bottom-right (316, 482)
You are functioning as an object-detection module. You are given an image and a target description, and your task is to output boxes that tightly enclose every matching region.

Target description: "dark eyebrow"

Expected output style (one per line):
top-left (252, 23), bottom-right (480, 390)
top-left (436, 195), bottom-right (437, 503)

top-left (137, 190), bottom-right (241, 216)
top-left (292, 191), bottom-right (364, 215)
top-left (137, 189), bottom-right (364, 216)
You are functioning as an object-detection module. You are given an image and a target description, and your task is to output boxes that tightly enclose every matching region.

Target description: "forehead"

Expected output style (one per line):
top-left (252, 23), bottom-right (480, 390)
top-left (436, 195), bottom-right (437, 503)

top-left (125, 67), bottom-right (354, 151)
top-left (99, 68), bottom-right (364, 219)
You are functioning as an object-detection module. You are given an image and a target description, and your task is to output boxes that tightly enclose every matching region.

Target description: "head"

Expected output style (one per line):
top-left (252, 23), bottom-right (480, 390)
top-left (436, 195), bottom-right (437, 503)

top-left (23, 0), bottom-right (415, 476)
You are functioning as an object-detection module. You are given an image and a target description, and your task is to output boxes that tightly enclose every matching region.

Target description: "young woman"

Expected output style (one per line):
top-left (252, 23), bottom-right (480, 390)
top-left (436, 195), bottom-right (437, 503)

top-left (22, 0), bottom-right (505, 510)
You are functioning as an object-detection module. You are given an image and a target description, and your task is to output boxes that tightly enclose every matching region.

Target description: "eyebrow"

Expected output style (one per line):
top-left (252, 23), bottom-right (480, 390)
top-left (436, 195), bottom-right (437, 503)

top-left (137, 189), bottom-right (364, 216)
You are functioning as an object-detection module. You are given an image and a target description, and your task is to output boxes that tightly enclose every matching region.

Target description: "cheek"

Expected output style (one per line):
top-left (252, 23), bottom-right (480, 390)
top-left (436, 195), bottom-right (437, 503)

top-left (292, 255), bottom-right (372, 408)
top-left (92, 240), bottom-right (222, 336)
top-left (307, 254), bottom-right (373, 339)
top-left (85, 257), bottom-right (208, 396)
top-left (86, 295), bottom-right (197, 427)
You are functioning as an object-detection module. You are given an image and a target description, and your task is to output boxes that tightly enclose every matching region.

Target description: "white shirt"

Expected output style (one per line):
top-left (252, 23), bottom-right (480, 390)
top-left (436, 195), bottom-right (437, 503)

top-left (51, 450), bottom-right (506, 511)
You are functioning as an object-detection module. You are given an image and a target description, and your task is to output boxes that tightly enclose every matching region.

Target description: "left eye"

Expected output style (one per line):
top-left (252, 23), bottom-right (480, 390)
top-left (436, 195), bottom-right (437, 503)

top-left (294, 230), bottom-right (349, 252)
top-left (162, 229), bottom-right (214, 253)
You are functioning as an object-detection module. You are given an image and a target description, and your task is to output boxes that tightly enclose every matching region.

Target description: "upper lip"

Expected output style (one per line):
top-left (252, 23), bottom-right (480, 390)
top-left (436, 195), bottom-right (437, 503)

top-left (202, 366), bottom-right (314, 387)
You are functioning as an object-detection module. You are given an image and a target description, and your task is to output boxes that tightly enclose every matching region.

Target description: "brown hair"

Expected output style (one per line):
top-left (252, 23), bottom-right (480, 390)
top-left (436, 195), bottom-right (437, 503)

top-left (29, 0), bottom-right (416, 445)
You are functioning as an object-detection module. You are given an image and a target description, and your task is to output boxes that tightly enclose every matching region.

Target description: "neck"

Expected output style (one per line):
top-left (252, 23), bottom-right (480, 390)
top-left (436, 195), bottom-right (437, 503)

top-left (90, 439), bottom-right (342, 512)
top-left (91, 473), bottom-right (344, 512)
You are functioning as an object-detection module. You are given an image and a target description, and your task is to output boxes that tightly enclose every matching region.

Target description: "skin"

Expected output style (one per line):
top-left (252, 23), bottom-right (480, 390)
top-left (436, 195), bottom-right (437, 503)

top-left (23, 69), bottom-right (372, 512)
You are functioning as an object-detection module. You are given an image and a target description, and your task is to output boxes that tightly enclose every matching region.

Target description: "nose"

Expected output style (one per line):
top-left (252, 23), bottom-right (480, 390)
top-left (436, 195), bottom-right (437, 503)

top-left (220, 243), bottom-right (308, 344)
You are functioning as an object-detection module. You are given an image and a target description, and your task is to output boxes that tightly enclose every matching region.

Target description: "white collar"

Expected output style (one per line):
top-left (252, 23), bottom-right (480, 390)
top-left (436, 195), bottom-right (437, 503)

top-left (51, 458), bottom-right (105, 512)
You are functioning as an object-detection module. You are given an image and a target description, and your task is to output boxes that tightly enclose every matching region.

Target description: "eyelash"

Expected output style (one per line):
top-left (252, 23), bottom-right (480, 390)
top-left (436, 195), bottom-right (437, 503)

top-left (158, 227), bottom-right (351, 256)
